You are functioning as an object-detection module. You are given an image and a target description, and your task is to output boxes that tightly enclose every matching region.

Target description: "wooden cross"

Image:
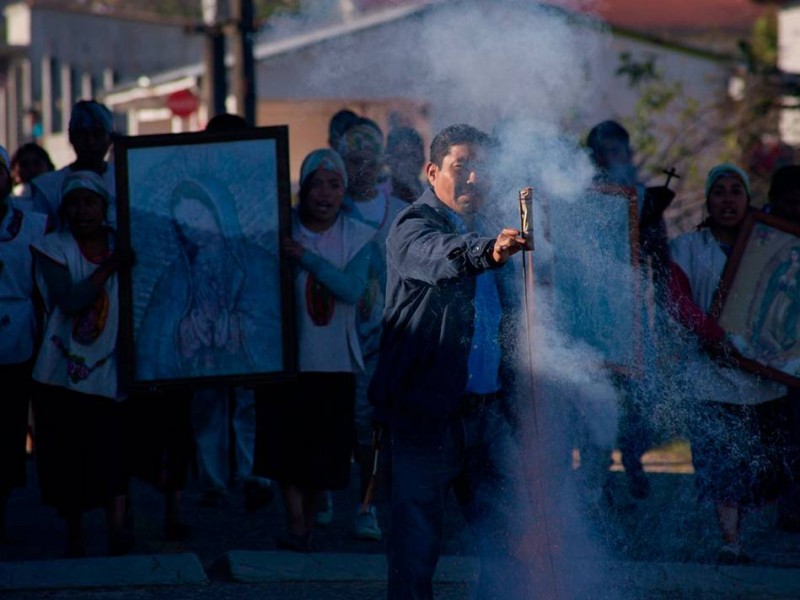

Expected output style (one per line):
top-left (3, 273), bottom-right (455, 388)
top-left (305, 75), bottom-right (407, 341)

top-left (663, 167), bottom-right (681, 188)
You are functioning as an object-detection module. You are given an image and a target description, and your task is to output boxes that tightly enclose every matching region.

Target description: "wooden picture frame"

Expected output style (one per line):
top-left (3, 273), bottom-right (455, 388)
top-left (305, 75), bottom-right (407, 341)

top-left (114, 126), bottom-right (296, 389)
top-left (715, 212), bottom-right (800, 387)
top-left (548, 182), bottom-right (642, 375)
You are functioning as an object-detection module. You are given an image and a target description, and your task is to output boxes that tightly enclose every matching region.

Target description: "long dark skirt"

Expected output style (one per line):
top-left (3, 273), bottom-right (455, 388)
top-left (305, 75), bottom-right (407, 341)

top-left (125, 388), bottom-right (194, 492)
top-left (689, 399), bottom-right (785, 507)
top-left (254, 372), bottom-right (355, 490)
top-left (31, 382), bottom-right (128, 515)
top-left (0, 361), bottom-right (33, 494)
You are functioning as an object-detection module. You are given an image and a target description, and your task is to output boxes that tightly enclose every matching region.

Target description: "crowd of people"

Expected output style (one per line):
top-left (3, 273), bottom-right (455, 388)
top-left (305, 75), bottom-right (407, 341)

top-left (2, 97), bottom-right (800, 599)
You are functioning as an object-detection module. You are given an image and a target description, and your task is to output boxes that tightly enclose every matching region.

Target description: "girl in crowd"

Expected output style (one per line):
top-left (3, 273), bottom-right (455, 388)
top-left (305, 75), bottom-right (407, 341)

top-left (30, 171), bottom-right (133, 557)
top-left (668, 164), bottom-right (785, 564)
top-left (10, 142), bottom-right (54, 208)
top-left (0, 145), bottom-right (48, 539)
top-left (255, 148), bottom-right (374, 552)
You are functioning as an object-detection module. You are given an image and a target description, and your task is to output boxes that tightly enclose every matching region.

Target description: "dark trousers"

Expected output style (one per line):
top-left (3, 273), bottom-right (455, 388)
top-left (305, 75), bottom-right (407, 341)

top-left (614, 374), bottom-right (652, 476)
top-left (773, 394), bottom-right (800, 517)
top-left (388, 402), bottom-right (532, 600)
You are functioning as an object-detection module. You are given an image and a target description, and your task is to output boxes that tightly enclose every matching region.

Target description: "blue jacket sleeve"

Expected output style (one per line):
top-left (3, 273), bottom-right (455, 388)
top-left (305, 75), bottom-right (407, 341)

top-left (298, 243), bottom-right (372, 305)
top-left (387, 208), bottom-right (498, 285)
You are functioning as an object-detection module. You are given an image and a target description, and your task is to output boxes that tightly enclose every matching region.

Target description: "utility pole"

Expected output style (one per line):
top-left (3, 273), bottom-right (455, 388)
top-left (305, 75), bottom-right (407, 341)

top-left (195, 0), bottom-right (228, 119)
top-left (229, 0), bottom-right (256, 126)
top-left (204, 25), bottom-right (227, 118)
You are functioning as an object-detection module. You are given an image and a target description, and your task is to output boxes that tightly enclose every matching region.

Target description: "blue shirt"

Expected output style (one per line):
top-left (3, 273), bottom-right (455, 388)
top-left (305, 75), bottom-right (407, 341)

top-left (448, 211), bottom-right (502, 394)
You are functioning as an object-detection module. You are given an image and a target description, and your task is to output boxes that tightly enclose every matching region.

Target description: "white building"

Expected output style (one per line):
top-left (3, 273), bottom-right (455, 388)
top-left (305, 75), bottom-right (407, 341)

top-left (0, 0), bottom-right (204, 164)
top-left (104, 0), bottom-right (763, 229)
top-left (0, 0), bottom-right (768, 227)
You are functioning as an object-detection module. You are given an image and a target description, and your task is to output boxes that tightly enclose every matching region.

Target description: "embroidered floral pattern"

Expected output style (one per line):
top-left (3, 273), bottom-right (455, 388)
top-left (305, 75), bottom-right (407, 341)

top-left (72, 289), bottom-right (109, 344)
top-left (753, 223), bottom-right (776, 248)
top-left (51, 335), bottom-right (114, 383)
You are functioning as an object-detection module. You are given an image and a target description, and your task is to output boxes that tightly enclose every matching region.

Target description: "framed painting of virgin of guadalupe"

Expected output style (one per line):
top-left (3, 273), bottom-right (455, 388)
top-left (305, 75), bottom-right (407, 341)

top-left (114, 126), bottom-right (296, 389)
top-left (715, 212), bottom-right (800, 387)
top-left (548, 182), bottom-right (643, 376)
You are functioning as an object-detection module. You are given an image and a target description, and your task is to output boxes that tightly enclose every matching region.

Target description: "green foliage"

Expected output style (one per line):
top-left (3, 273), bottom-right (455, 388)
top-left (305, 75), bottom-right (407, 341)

top-left (615, 52), bottom-right (659, 87)
top-left (751, 12), bottom-right (778, 68)
top-left (610, 51), bottom-right (742, 232)
top-left (611, 17), bottom-right (786, 233)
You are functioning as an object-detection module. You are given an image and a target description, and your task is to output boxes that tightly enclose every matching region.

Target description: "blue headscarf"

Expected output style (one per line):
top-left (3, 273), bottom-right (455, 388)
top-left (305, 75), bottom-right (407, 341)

top-left (299, 148), bottom-right (348, 189)
top-left (61, 170), bottom-right (111, 207)
top-left (69, 100), bottom-right (114, 133)
top-left (705, 163), bottom-right (751, 200)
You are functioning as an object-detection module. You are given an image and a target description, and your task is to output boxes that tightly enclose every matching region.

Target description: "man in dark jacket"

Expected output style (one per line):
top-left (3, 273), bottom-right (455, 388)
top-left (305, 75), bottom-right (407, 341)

top-left (585, 119), bottom-right (675, 502)
top-left (369, 124), bottom-right (530, 599)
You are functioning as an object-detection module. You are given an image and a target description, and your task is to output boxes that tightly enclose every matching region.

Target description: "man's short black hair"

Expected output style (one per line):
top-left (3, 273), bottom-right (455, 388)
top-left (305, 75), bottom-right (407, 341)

top-left (206, 113), bottom-right (249, 132)
top-left (586, 120), bottom-right (630, 153)
top-left (429, 124), bottom-right (491, 167)
top-left (356, 116), bottom-right (383, 138)
top-left (329, 109), bottom-right (359, 141)
top-left (387, 126), bottom-right (424, 154)
top-left (11, 142), bottom-right (55, 172)
top-left (769, 164), bottom-right (800, 204)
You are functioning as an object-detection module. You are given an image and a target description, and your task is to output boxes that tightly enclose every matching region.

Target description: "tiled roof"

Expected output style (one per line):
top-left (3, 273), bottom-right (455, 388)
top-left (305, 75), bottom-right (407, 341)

top-left (358, 0), bottom-right (770, 34)
top-left (582, 0), bottom-right (771, 32)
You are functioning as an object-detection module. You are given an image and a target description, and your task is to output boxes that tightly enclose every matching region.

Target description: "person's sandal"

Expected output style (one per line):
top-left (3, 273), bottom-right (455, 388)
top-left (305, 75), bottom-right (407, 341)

top-left (277, 532), bottom-right (313, 553)
top-left (108, 530), bottom-right (135, 556)
top-left (164, 520), bottom-right (192, 542)
top-left (717, 543), bottom-right (751, 565)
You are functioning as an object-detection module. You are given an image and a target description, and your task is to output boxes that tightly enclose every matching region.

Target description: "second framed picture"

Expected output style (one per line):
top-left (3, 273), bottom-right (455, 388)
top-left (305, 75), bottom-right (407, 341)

top-left (114, 126), bottom-right (295, 389)
top-left (549, 182), bottom-right (642, 375)
top-left (716, 212), bottom-right (800, 387)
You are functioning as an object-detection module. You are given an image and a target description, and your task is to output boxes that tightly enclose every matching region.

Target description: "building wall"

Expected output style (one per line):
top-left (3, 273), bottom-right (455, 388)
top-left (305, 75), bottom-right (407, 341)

top-left (103, 1), bottom-right (734, 230)
top-left (779, 2), bottom-right (800, 74)
top-left (251, 2), bottom-right (731, 230)
top-left (1, 2), bottom-right (204, 153)
top-left (256, 97), bottom-right (428, 185)
top-left (778, 4), bottom-right (800, 145)
top-left (253, 4), bottom-right (728, 135)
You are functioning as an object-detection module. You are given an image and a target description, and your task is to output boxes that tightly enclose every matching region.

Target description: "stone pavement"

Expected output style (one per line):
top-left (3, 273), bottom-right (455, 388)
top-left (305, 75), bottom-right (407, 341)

top-left (2, 442), bottom-right (800, 598)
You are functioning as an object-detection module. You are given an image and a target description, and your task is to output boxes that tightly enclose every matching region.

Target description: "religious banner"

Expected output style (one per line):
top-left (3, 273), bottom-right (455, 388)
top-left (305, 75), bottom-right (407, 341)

top-left (548, 183), bottom-right (642, 374)
top-left (114, 126), bottom-right (296, 389)
top-left (715, 212), bottom-right (800, 387)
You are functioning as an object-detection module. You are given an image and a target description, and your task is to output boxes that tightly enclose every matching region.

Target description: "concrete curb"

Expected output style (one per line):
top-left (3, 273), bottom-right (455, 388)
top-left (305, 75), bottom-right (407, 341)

top-left (611, 560), bottom-right (800, 598)
top-left (0, 553), bottom-right (208, 591)
top-left (217, 550), bottom-right (477, 583)
top-left (219, 551), bottom-right (800, 597)
top-left (3, 550), bottom-right (800, 597)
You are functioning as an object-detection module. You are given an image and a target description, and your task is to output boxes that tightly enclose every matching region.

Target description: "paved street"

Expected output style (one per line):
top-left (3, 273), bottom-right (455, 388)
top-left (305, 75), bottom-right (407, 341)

top-left (2, 441), bottom-right (800, 598)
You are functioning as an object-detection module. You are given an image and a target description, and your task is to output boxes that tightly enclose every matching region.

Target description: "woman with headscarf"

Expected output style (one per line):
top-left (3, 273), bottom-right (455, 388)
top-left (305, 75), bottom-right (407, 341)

top-left (254, 148), bottom-right (375, 552)
top-left (0, 144), bottom-right (48, 540)
top-left (30, 171), bottom-right (134, 557)
top-left (667, 164), bottom-right (786, 565)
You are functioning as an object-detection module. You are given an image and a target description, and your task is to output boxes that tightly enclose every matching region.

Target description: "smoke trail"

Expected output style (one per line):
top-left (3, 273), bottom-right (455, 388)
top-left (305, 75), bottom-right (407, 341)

top-left (268, 0), bottom-right (745, 596)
